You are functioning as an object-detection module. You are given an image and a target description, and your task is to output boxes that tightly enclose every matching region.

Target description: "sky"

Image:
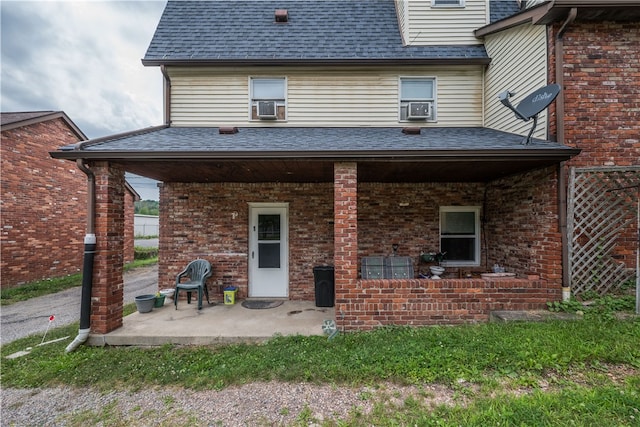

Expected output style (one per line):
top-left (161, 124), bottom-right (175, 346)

top-left (1, 0), bottom-right (167, 200)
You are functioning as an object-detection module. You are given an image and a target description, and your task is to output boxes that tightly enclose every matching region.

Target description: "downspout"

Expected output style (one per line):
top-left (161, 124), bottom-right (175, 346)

top-left (556, 8), bottom-right (577, 301)
top-left (160, 65), bottom-right (171, 125)
top-left (66, 159), bottom-right (96, 352)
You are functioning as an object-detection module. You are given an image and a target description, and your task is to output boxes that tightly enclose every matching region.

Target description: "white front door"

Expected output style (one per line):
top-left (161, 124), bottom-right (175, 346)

top-left (249, 204), bottom-right (289, 298)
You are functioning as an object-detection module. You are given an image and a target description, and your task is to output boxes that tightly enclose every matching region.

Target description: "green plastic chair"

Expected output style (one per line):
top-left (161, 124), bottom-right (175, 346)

top-left (174, 259), bottom-right (213, 310)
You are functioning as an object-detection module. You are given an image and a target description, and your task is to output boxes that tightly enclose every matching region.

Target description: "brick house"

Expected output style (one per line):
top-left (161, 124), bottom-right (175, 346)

top-left (1, 111), bottom-right (138, 289)
top-left (50, 0), bottom-right (635, 336)
top-left (478, 0), bottom-right (639, 300)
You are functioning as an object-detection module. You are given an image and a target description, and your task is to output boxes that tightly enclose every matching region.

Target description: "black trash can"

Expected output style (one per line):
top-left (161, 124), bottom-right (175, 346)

top-left (313, 265), bottom-right (335, 307)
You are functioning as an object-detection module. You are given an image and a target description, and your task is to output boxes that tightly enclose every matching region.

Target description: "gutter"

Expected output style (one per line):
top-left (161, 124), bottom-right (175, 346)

top-left (65, 159), bottom-right (96, 353)
top-left (50, 148), bottom-right (581, 162)
top-left (556, 8), bottom-right (577, 300)
top-left (142, 57), bottom-right (492, 67)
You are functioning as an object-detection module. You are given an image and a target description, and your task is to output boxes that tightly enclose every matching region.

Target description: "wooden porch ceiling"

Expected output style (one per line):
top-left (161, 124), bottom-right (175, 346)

top-left (116, 157), bottom-right (565, 183)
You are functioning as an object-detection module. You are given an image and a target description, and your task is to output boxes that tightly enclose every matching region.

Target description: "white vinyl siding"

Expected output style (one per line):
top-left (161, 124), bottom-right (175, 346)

top-left (404, 0), bottom-right (486, 45)
top-left (167, 66), bottom-right (483, 127)
top-left (483, 23), bottom-right (549, 139)
top-left (396, 0), bottom-right (409, 45)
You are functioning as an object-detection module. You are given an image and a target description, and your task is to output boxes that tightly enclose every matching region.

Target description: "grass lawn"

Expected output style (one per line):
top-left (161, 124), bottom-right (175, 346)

top-left (2, 312), bottom-right (638, 425)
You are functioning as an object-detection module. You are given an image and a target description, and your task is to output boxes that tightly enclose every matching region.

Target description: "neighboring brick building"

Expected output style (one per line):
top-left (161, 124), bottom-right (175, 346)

top-left (1, 111), bottom-right (138, 288)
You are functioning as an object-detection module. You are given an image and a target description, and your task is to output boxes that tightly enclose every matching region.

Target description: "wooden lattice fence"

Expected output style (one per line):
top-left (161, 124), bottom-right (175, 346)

top-left (567, 166), bottom-right (639, 296)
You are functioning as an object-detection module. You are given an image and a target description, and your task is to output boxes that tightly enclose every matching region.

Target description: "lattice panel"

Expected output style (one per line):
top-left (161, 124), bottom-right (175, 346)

top-left (567, 166), bottom-right (639, 296)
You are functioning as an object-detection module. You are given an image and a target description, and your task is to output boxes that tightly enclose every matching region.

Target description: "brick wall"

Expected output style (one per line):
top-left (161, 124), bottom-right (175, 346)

top-left (159, 182), bottom-right (334, 300)
top-left (551, 21), bottom-right (639, 289)
top-left (484, 166), bottom-right (563, 287)
top-left (338, 276), bottom-right (557, 330)
top-left (123, 189), bottom-right (135, 264)
top-left (91, 162), bottom-right (125, 334)
top-left (157, 165), bottom-right (561, 314)
top-left (558, 22), bottom-right (640, 167)
top-left (1, 118), bottom-right (86, 288)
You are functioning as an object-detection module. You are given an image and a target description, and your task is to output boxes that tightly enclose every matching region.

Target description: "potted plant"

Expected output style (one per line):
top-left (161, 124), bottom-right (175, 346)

top-left (154, 291), bottom-right (166, 308)
top-left (420, 251), bottom-right (447, 279)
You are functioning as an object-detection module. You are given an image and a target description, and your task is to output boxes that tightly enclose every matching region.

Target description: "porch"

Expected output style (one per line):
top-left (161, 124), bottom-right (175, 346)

top-left (87, 300), bottom-right (335, 347)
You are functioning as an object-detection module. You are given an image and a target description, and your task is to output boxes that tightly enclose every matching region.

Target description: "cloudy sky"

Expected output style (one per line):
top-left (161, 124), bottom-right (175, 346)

top-left (1, 0), bottom-right (167, 199)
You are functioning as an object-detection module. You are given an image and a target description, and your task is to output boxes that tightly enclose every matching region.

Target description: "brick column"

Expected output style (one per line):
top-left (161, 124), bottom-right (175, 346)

top-left (91, 162), bottom-right (125, 334)
top-left (334, 162), bottom-right (358, 330)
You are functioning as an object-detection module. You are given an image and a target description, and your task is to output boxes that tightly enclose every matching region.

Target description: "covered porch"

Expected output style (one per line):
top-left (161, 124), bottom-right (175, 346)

top-left (51, 126), bottom-right (580, 337)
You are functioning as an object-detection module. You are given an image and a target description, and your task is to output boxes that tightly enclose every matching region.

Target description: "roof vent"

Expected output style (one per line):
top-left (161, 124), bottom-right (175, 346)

top-left (402, 127), bottom-right (421, 135)
top-left (275, 9), bottom-right (288, 23)
top-left (219, 126), bottom-right (238, 134)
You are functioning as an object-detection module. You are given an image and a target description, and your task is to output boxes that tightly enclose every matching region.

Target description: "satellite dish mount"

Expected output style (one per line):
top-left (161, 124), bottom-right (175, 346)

top-left (498, 83), bottom-right (561, 145)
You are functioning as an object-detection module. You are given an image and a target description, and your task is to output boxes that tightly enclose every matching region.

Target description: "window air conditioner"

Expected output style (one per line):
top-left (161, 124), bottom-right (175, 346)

top-left (407, 102), bottom-right (432, 120)
top-left (257, 101), bottom-right (277, 119)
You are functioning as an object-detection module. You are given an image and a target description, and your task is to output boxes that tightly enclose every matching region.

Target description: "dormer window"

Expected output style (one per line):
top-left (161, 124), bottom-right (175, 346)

top-left (250, 77), bottom-right (286, 120)
top-left (432, 0), bottom-right (465, 7)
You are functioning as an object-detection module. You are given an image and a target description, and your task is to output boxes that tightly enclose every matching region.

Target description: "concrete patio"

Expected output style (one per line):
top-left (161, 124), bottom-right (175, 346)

top-left (86, 299), bottom-right (335, 347)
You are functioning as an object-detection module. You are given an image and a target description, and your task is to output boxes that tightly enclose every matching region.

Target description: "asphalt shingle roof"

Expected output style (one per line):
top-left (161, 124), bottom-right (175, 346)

top-left (79, 126), bottom-right (570, 154)
top-left (144, 0), bottom-right (488, 64)
top-left (489, 0), bottom-right (522, 24)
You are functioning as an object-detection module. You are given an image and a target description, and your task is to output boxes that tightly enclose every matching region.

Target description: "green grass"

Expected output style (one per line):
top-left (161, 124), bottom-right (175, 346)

top-left (1, 316), bottom-right (638, 425)
top-left (0, 258), bottom-right (157, 305)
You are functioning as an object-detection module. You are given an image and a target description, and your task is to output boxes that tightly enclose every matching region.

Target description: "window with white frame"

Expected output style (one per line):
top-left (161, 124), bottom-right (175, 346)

top-left (439, 206), bottom-right (480, 266)
top-left (250, 77), bottom-right (286, 120)
top-left (399, 77), bottom-right (435, 121)
top-left (432, 0), bottom-right (464, 7)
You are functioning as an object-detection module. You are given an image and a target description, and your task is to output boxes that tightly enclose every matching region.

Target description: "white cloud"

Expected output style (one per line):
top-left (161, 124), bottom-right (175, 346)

top-left (1, 0), bottom-right (166, 138)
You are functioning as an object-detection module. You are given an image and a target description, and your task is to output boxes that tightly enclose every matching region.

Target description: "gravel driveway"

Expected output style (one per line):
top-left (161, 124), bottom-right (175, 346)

top-left (0, 264), bottom-right (158, 345)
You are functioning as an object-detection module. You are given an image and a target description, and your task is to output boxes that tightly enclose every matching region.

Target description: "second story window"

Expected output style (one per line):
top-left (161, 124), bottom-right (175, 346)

top-left (250, 77), bottom-right (286, 120)
top-left (399, 77), bottom-right (435, 121)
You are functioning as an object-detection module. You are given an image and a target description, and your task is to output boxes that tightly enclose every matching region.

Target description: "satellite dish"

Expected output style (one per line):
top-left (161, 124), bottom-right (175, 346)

top-left (498, 83), bottom-right (561, 145)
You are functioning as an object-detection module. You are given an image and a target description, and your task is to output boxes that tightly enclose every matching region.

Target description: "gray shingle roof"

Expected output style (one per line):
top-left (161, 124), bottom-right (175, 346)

top-left (489, 0), bottom-right (522, 24)
top-left (78, 126), bottom-right (571, 154)
top-left (144, 0), bottom-right (489, 64)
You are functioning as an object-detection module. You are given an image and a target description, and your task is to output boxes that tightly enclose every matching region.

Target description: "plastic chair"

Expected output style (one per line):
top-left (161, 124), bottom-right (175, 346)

top-left (174, 259), bottom-right (213, 310)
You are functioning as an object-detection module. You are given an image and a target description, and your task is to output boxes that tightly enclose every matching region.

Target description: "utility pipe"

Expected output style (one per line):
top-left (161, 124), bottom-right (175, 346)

top-left (556, 8), bottom-right (577, 301)
top-left (66, 159), bottom-right (96, 353)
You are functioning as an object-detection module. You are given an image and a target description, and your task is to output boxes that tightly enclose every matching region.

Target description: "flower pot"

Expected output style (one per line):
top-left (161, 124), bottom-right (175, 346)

top-left (159, 289), bottom-right (175, 299)
top-left (134, 294), bottom-right (155, 313)
top-left (429, 266), bottom-right (445, 279)
top-left (154, 294), bottom-right (166, 308)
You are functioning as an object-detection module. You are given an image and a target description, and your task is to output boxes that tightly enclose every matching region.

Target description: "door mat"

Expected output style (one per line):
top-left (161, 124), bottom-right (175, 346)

top-left (241, 300), bottom-right (284, 310)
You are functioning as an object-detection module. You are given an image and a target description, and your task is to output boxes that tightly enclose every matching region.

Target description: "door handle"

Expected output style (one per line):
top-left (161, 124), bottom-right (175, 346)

top-left (252, 251), bottom-right (254, 259)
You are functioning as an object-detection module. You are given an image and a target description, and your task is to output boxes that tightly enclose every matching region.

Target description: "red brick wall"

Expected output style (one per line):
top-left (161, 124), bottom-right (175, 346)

top-left (123, 190), bottom-right (135, 264)
top-left (157, 165), bottom-right (560, 312)
top-left (484, 166), bottom-right (563, 287)
top-left (550, 21), bottom-right (639, 288)
top-left (91, 162), bottom-right (125, 334)
top-left (1, 118), bottom-right (86, 288)
top-left (338, 277), bottom-right (556, 330)
top-left (557, 22), bottom-right (640, 167)
top-left (158, 182), bottom-right (334, 300)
